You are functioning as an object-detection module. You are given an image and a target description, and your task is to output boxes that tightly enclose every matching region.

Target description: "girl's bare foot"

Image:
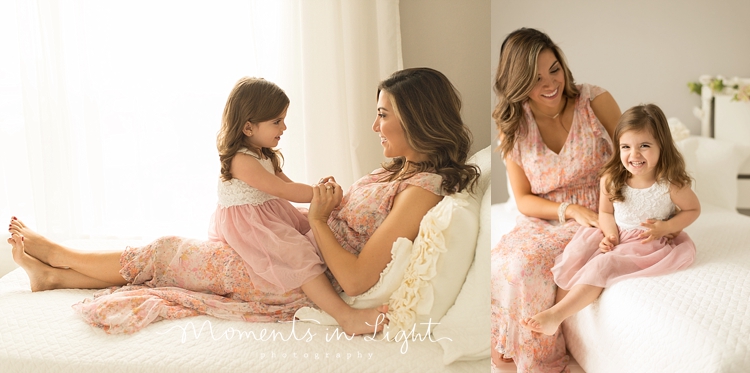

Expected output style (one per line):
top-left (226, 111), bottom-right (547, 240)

top-left (8, 234), bottom-right (58, 292)
top-left (8, 218), bottom-right (64, 268)
top-left (338, 304), bottom-right (389, 336)
top-left (520, 309), bottom-right (561, 336)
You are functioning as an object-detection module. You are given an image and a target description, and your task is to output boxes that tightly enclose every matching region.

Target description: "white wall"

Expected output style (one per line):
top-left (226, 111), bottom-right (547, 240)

top-left (400, 0), bottom-right (492, 156)
top-left (491, 0), bottom-right (750, 204)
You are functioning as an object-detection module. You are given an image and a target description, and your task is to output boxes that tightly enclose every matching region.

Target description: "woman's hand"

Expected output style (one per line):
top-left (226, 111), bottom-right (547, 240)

top-left (567, 204), bottom-right (599, 227)
top-left (308, 180), bottom-right (343, 223)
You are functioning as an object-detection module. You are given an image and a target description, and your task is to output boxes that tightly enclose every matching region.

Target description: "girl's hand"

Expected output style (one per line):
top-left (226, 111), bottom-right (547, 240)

top-left (317, 176), bottom-right (336, 184)
top-left (663, 229), bottom-right (682, 244)
top-left (638, 219), bottom-right (670, 244)
top-left (309, 181), bottom-right (343, 223)
top-left (567, 204), bottom-right (599, 227)
top-left (599, 234), bottom-right (619, 253)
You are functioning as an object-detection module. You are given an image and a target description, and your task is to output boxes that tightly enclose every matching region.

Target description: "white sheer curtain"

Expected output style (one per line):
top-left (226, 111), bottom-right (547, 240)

top-left (0, 0), bottom-right (402, 241)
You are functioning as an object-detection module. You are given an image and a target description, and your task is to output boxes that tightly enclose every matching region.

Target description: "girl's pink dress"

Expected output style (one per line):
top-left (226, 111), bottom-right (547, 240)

top-left (72, 168), bottom-right (443, 334)
top-left (552, 180), bottom-right (696, 289)
top-left (207, 148), bottom-right (325, 294)
top-left (491, 84), bottom-right (613, 373)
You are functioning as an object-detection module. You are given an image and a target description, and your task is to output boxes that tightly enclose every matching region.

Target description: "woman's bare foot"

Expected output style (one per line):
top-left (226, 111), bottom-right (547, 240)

top-left (8, 218), bottom-right (64, 268)
top-left (8, 234), bottom-right (58, 292)
top-left (338, 304), bottom-right (389, 336)
top-left (520, 309), bottom-right (562, 336)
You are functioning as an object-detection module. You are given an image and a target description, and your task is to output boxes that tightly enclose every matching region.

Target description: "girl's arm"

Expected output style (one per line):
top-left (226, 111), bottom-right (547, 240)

top-left (276, 171), bottom-right (294, 183)
top-left (230, 153), bottom-right (312, 203)
top-left (639, 183), bottom-right (701, 243)
top-left (507, 156), bottom-right (599, 227)
top-left (590, 91), bottom-right (621, 140)
top-left (307, 182), bottom-right (443, 296)
top-left (598, 177), bottom-right (619, 251)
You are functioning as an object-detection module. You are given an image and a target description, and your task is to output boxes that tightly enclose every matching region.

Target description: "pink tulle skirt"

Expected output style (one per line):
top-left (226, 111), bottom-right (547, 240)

top-left (552, 226), bottom-right (696, 290)
top-left (208, 199), bottom-right (326, 294)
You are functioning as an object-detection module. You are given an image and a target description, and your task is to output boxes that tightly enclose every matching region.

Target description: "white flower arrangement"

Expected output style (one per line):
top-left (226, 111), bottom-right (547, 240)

top-left (667, 117), bottom-right (691, 141)
top-left (688, 75), bottom-right (750, 102)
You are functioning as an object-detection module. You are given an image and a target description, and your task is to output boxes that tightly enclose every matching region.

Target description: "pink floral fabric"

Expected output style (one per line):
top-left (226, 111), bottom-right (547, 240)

top-left (72, 171), bottom-right (443, 334)
top-left (491, 84), bottom-right (613, 373)
top-left (328, 169), bottom-right (445, 256)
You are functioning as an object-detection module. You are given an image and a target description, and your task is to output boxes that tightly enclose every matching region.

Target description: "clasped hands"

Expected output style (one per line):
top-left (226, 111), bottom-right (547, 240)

top-left (599, 219), bottom-right (681, 253)
top-left (308, 176), bottom-right (343, 223)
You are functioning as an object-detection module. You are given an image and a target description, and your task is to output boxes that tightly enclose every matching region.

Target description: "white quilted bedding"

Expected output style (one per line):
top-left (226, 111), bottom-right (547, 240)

top-left (0, 268), bottom-right (485, 373)
top-left (492, 203), bottom-right (750, 373)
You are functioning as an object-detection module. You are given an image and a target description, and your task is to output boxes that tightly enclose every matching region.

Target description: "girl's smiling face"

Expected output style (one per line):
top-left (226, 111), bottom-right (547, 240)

top-left (619, 128), bottom-right (661, 182)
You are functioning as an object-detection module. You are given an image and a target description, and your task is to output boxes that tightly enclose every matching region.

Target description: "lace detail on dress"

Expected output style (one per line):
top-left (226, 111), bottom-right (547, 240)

top-left (614, 180), bottom-right (674, 230)
top-left (217, 149), bottom-right (278, 207)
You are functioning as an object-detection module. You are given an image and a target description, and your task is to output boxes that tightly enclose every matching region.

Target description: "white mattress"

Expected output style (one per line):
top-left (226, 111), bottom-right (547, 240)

top-left (492, 202), bottom-right (750, 373)
top-left (0, 266), bottom-right (487, 373)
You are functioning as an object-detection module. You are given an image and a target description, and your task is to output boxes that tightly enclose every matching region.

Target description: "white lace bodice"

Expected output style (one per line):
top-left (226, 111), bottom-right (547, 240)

top-left (613, 180), bottom-right (674, 230)
top-left (217, 149), bottom-right (278, 207)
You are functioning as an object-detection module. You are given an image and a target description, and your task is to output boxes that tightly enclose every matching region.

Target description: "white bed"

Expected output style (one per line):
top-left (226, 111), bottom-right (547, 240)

top-left (0, 267), bottom-right (484, 373)
top-left (491, 136), bottom-right (750, 373)
top-left (0, 147), bottom-right (493, 373)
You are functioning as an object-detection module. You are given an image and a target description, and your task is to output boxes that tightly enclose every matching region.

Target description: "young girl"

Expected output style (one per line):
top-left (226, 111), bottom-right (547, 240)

top-left (208, 77), bottom-right (385, 335)
top-left (521, 103), bottom-right (700, 336)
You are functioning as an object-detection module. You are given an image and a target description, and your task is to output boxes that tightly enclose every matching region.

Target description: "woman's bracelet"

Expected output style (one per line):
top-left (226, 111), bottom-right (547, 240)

top-left (558, 202), bottom-right (570, 224)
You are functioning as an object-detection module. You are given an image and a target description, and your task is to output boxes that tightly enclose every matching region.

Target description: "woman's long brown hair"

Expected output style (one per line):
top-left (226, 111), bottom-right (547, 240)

top-left (377, 68), bottom-right (479, 194)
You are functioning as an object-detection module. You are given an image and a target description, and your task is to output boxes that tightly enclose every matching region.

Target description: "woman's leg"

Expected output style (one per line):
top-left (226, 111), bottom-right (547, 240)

top-left (9, 218), bottom-right (126, 285)
top-left (492, 218), bottom-right (576, 373)
top-left (8, 234), bottom-right (118, 291)
top-left (521, 284), bottom-right (604, 336)
top-left (300, 273), bottom-right (387, 335)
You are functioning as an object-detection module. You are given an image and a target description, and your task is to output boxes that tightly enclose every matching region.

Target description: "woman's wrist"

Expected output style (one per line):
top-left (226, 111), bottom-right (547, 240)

top-left (308, 216), bottom-right (329, 227)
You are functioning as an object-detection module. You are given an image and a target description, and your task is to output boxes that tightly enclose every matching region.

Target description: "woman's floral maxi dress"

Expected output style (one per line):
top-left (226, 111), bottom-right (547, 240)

top-left (491, 84), bottom-right (613, 373)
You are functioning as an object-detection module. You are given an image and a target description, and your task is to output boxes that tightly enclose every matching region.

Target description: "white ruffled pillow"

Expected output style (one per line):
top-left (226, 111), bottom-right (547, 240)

top-left (293, 189), bottom-right (481, 334)
top-left (385, 190), bottom-right (480, 336)
top-left (385, 146), bottom-right (488, 344)
top-left (432, 185), bottom-right (491, 363)
top-left (294, 146), bottom-right (489, 344)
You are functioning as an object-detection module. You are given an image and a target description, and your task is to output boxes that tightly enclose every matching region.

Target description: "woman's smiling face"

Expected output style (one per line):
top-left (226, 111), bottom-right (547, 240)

top-left (373, 90), bottom-right (412, 160)
top-left (527, 48), bottom-right (565, 110)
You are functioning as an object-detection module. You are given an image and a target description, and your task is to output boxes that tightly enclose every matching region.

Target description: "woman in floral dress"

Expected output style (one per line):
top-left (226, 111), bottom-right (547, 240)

top-left (490, 28), bottom-right (620, 373)
top-left (7, 68), bottom-right (479, 335)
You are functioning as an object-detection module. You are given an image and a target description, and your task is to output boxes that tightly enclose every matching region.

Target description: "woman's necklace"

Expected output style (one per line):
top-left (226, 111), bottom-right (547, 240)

top-left (532, 96), bottom-right (569, 133)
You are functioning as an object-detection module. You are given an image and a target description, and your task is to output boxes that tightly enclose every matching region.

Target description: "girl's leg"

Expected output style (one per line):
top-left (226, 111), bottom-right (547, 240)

top-left (520, 284), bottom-right (603, 336)
top-left (555, 287), bottom-right (569, 304)
top-left (8, 234), bottom-right (118, 291)
top-left (9, 218), bottom-right (126, 285)
top-left (300, 273), bottom-right (388, 336)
